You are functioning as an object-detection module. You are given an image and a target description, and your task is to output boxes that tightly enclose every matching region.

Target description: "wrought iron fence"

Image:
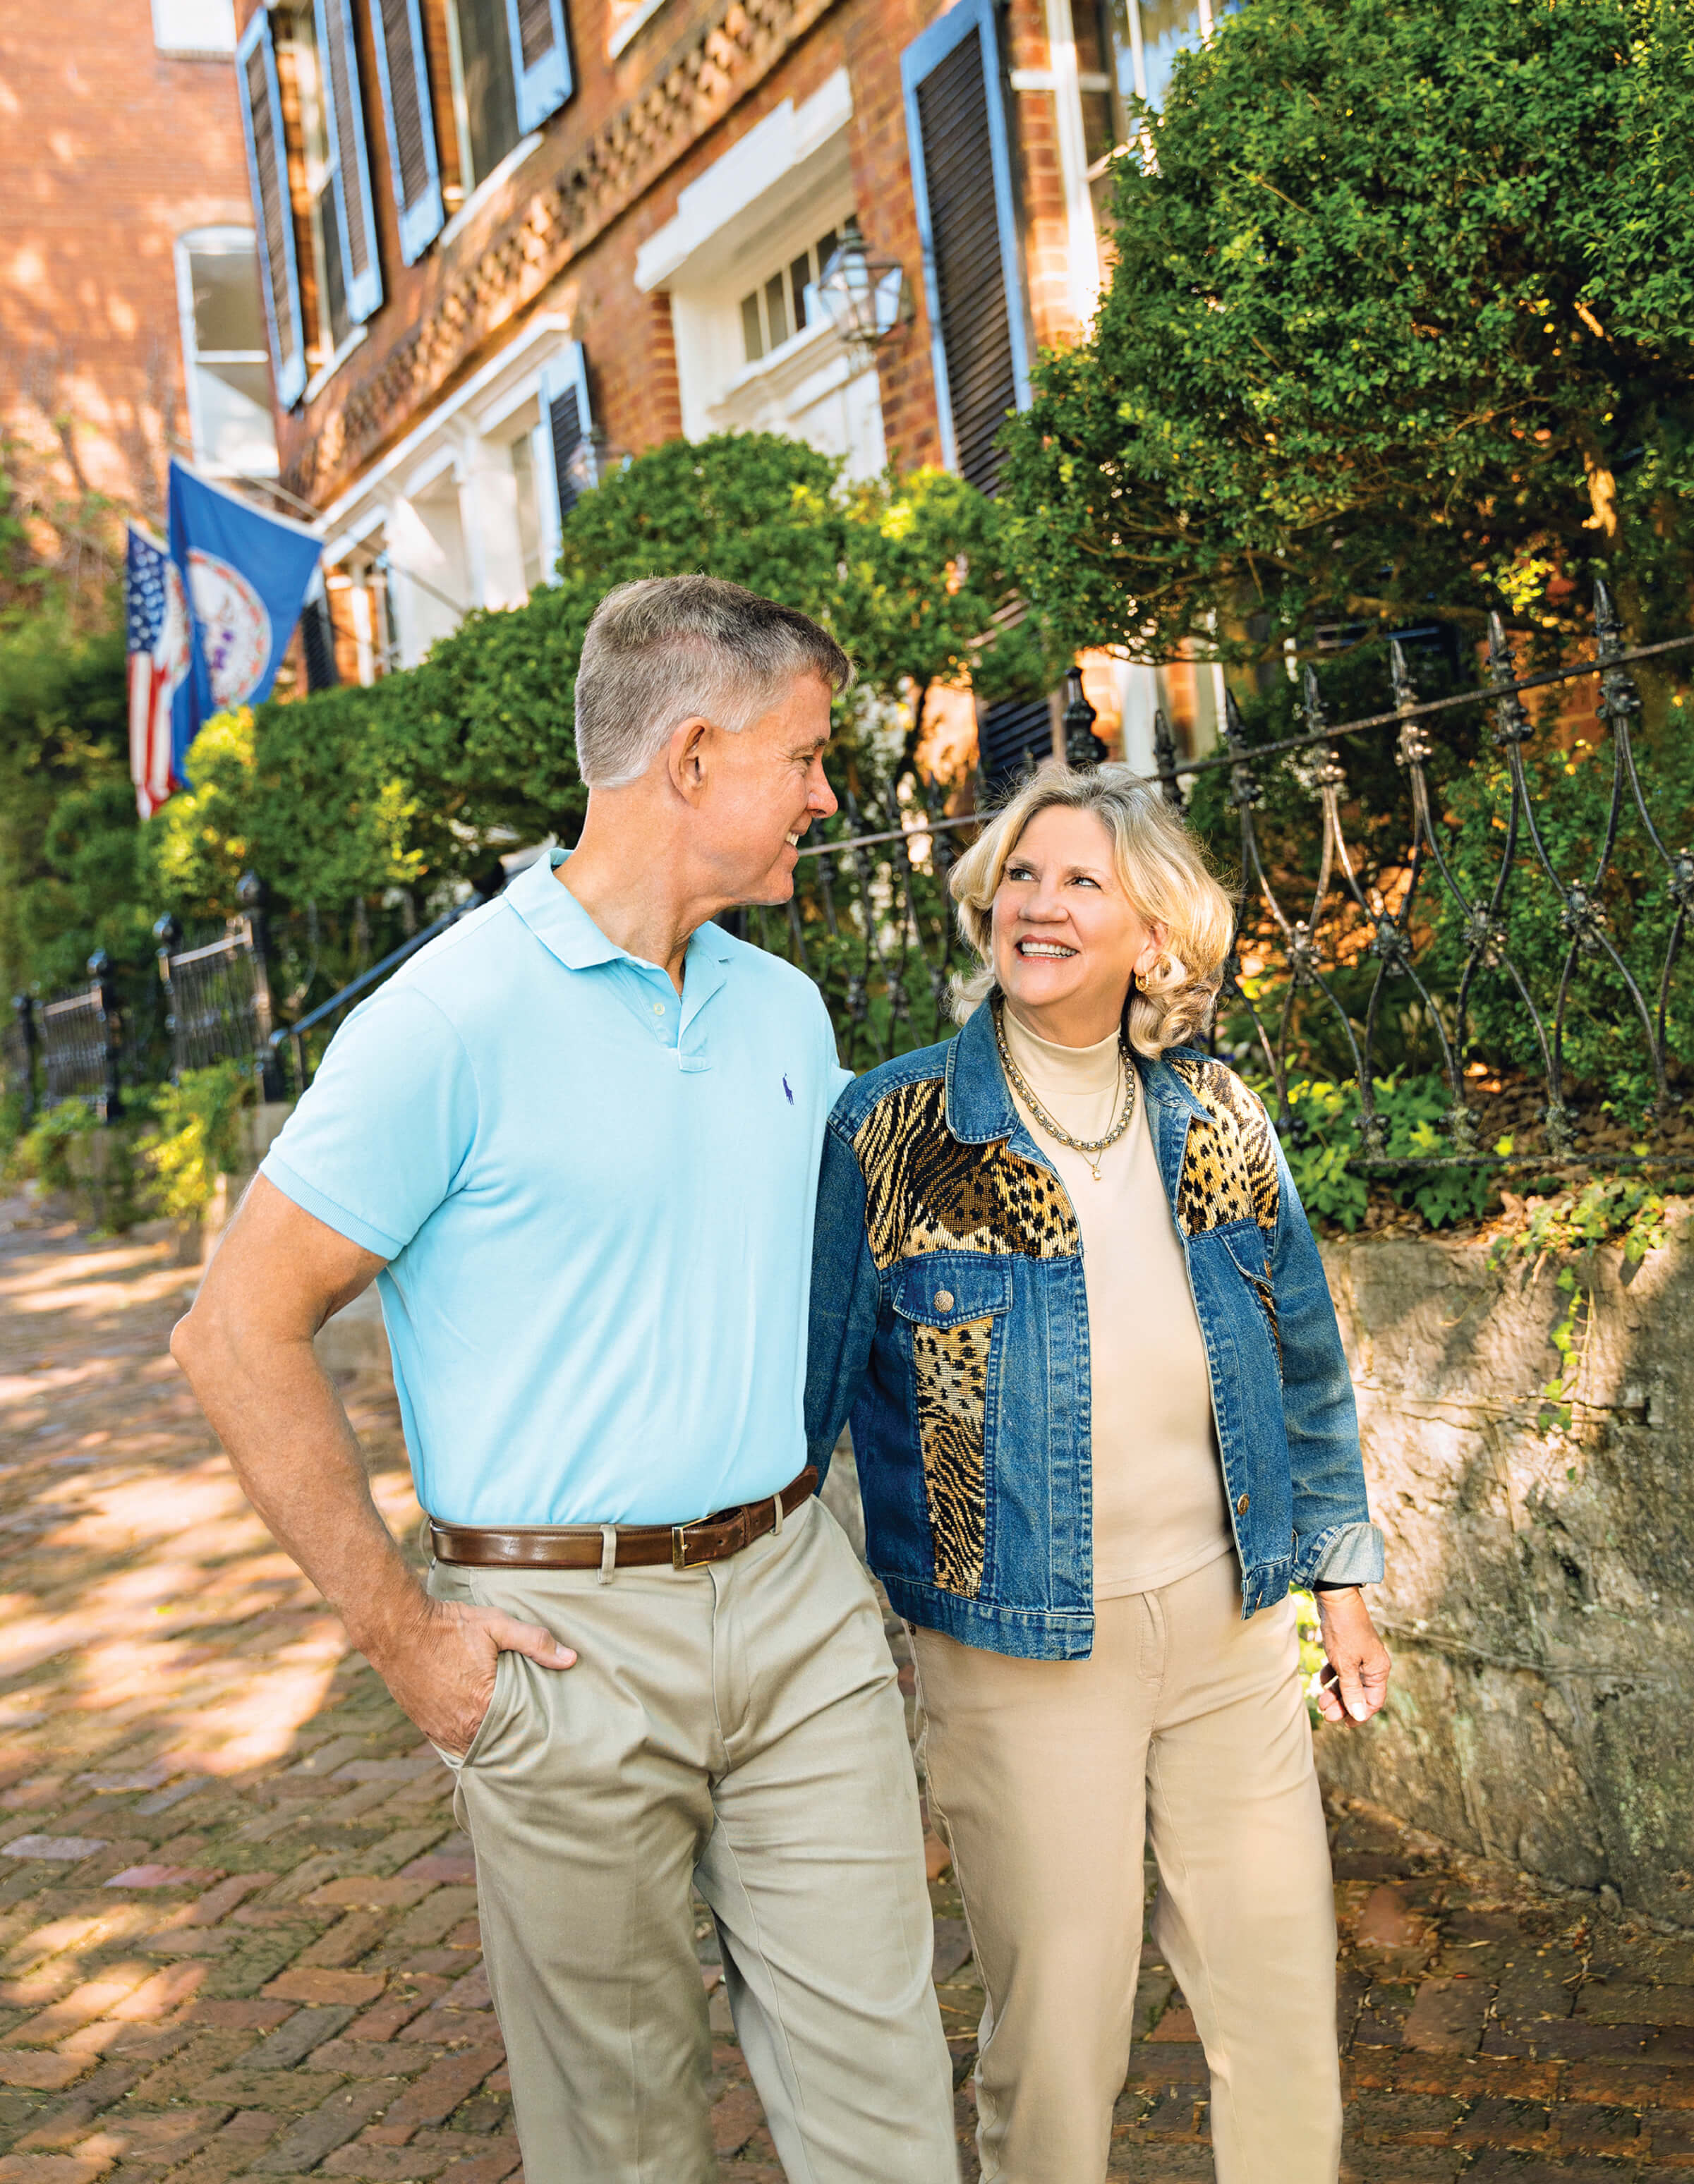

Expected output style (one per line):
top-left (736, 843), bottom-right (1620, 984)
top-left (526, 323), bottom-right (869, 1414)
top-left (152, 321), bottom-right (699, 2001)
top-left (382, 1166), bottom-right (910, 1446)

top-left (37, 955), bottom-right (123, 1120)
top-left (737, 581), bottom-right (1690, 1174)
top-left (1149, 579), bottom-right (1692, 1174)
top-left (49, 578), bottom-right (1670, 1186)
top-left (157, 875), bottom-right (286, 1099)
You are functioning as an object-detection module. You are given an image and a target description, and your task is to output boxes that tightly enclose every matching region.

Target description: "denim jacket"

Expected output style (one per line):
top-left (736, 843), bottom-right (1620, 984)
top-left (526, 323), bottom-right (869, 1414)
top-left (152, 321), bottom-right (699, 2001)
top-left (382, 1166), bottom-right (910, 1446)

top-left (804, 1003), bottom-right (1384, 1659)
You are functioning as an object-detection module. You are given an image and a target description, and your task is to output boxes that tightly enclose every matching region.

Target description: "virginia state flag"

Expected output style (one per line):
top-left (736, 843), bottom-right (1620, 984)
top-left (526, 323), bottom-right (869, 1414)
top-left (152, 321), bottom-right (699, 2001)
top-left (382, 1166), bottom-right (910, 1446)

top-left (167, 459), bottom-right (322, 783)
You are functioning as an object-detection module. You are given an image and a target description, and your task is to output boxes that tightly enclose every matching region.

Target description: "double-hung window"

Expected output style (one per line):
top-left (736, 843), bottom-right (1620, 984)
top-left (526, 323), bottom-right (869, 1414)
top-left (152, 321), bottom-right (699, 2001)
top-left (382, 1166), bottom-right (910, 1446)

top-left (277, 4), bottom-right (353, 362)
top-left (238, 0), bottom-right (382, 407)
top-left (738, 224), bottom-right (845, 365)
top-left (1077, 0), bottom-right (1228, 171)
top-left (176, 230), bottom-right (279, 475)
top-left (368, 0), bottom-right (573, 262)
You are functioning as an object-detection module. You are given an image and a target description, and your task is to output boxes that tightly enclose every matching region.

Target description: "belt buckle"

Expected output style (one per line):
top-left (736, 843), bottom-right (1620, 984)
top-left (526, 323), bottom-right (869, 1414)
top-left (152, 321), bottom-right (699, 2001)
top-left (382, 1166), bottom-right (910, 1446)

top-left (672, 1522), bottom-right (712, 1571)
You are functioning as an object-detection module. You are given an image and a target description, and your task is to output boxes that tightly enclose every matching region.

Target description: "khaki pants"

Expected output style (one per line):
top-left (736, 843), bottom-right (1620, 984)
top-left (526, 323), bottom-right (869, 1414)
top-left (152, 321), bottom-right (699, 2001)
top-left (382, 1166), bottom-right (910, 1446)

top-left (428, 1497), bottom-right (958, 2184)
top-left (914, 1551), bottom-right (1340, 2184)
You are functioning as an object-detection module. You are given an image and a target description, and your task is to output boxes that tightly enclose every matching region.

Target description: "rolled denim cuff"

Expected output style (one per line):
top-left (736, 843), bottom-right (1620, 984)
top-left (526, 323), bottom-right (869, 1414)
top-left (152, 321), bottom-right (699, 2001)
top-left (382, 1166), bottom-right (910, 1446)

top-left (1310, 1520), bottom-right (1385, 1587)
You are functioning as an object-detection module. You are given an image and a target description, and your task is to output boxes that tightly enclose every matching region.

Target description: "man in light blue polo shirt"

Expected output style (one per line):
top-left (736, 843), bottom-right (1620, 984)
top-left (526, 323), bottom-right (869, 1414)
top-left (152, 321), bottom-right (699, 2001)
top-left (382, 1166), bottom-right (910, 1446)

top-left (171, 576), bottom-right (957, 2184)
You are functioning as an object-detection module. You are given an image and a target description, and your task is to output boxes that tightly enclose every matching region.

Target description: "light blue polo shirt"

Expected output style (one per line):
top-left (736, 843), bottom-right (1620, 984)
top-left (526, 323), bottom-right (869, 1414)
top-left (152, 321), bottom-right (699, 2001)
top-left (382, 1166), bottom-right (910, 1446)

top-left (260, 852), bottom-right (847, 1526)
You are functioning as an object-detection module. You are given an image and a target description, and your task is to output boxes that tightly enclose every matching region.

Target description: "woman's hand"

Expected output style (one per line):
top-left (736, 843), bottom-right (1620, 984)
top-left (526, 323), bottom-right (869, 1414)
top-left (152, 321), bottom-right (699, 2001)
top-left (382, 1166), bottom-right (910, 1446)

top-left (1314, 1587), bottom-right (1391, 1725)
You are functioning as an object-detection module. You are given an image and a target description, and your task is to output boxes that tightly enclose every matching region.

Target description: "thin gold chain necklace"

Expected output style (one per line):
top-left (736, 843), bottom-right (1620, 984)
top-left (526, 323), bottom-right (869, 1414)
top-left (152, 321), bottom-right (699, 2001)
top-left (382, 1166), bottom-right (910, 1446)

top-left (993, 1002), bottom-right (1137, 1182)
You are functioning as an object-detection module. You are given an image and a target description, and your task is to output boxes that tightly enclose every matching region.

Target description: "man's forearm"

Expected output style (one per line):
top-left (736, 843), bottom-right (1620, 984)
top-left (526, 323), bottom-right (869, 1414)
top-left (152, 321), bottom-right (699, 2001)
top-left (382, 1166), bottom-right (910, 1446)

top-left (172, 1314), bottom-right (425, 1664)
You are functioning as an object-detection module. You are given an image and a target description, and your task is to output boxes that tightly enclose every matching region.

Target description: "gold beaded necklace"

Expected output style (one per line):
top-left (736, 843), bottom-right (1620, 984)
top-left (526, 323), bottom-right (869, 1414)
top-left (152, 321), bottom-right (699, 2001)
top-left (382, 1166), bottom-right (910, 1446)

top-left (993, 1000), bottom-right (1137, 1182)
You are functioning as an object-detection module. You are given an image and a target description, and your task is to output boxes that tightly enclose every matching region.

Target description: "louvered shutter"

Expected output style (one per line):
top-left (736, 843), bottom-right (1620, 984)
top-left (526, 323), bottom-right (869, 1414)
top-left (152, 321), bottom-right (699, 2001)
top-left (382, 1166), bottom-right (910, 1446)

top-left (369, 0), bottom-right (444, 264)
top-left (502, 0), bottom-right (571, 134)
top-left (540, 346), bottom-right (595, 539)
top-left (902, 0), bottom-right (1031, 495)
top-left (979, 693), bottom-right (1053, 790)
top-left (236, 10), bottom-right (306, 410)
top-left (313, 0), bottom-right (383, 322)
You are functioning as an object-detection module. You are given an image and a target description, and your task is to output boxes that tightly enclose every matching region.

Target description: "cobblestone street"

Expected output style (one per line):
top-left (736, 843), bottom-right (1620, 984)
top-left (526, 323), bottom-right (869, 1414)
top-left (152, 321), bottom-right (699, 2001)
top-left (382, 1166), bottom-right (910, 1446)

top-left (3, 1195), bottom-right (1694, 2182)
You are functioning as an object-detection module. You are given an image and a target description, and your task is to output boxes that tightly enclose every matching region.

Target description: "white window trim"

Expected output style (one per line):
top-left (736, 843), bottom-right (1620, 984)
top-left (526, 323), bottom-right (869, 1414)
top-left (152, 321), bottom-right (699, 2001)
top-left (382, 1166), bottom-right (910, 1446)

top-left (174, 225), bottom-right (279, 477)
top-left (607, 0), bottom-right (667, 58)
top-left (721, 310), bottom-right (839, 404)
top-left (439, 131), bottom-right (545, 250)
top-left (151, 0), bottom-right (235, 54)
top-left (635, 67), bottom-right (853, 293)
top-left (303, 324), bottom-right (370, 406)
top-left (1044, 0), bottom-right (1102, 327)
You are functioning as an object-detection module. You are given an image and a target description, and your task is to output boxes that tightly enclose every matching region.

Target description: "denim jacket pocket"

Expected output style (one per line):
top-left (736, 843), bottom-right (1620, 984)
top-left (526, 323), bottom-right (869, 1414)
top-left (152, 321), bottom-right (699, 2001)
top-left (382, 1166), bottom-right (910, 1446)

top-left (1217, 1222), bottom-right (1282, 1379)
top-left (891, 1257), bottom-right (1013, 1329)
top-left (889, 1256), bottom-right (1012, 1601)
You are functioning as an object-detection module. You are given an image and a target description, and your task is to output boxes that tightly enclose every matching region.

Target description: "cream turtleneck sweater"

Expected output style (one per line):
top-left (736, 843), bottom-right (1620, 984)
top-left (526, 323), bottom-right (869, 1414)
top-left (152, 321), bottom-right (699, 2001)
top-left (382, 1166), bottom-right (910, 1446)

top-left (1000, 1005), bottom-right (1233, 1598)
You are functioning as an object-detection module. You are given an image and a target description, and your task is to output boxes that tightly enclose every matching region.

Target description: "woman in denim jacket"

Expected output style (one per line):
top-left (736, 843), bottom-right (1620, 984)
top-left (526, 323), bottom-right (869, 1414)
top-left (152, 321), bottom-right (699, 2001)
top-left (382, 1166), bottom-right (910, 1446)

top-left (806, 765), bottom-right (1391, 2184)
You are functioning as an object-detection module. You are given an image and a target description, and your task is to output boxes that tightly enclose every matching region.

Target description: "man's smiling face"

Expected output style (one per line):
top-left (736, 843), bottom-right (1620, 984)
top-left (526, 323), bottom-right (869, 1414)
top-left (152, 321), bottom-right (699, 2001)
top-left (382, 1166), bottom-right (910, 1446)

top-left (694, 674), bottom-right (839, 906)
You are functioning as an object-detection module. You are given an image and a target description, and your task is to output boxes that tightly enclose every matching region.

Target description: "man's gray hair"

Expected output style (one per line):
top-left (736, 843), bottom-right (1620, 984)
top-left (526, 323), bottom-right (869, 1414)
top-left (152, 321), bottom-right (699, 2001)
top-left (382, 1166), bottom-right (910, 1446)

top-left (572, 574), bottom-right (854, 789)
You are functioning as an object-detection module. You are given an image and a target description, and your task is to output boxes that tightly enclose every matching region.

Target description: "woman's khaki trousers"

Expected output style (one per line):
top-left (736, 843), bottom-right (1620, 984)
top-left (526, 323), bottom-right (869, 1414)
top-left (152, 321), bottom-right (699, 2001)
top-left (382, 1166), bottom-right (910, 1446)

top-left (913, 1551), bottom-right (1341, 2184)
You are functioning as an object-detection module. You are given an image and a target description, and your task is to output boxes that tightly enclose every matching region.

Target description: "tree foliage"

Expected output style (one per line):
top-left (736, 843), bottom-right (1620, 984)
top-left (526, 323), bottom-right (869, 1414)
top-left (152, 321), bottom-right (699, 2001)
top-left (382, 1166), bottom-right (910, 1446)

top-left (0, 605), bottom-right (135, 1000)
top-left (1000, 0), bottom-right (1694, 664)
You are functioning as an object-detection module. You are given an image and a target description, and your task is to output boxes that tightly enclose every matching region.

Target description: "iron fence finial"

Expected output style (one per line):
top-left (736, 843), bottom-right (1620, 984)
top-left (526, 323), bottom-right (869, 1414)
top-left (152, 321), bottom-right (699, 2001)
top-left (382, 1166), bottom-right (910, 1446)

top-left (1390, 639), bottom-right (1434, 768)
top-left (1063, 665), bottom-right (1107, 770)
top-left (1593, 576), bottom-right (1623, 657)
top-left (1152, 709), bottom-right (1185, 809)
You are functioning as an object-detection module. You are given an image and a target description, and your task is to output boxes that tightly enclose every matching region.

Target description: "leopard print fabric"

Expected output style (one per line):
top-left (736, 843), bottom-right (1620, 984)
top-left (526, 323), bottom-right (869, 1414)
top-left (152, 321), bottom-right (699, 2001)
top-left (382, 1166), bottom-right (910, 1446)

top-left (911, 1318), bottom-right (992, 1596)
top-left (1167, 1055), bottom-right (1280, 1242)
top-left (852, 1076), bottom-right (1081, 1272)
top-left (1168, 1055), bottom-right (1282, 1369)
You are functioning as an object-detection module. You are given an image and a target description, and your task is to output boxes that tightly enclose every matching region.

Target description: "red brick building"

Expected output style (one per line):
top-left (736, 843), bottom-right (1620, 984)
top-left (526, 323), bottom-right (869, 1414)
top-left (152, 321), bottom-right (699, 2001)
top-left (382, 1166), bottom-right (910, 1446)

top-left (231, 0), bottom-right (1230, 758)
top-left (0, 0), bottom-right (277, 582)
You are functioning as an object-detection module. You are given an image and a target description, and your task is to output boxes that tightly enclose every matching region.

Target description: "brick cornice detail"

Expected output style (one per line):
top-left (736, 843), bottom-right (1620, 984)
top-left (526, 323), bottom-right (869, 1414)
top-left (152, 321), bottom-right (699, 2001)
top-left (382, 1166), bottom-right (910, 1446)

top-left (287, 0), bottom-right (842, 507)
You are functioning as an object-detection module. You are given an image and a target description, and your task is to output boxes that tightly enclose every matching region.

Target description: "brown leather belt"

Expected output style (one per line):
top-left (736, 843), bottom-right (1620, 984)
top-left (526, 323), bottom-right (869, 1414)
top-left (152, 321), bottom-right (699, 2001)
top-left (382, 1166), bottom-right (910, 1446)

top-left (428, 1467), bottom-right (819, 1572)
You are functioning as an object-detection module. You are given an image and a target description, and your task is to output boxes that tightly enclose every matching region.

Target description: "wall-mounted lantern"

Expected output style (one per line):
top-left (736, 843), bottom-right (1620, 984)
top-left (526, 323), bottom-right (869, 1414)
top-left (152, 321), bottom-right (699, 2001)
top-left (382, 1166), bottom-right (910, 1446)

top-left (816, 219), bottom-right (909, 357)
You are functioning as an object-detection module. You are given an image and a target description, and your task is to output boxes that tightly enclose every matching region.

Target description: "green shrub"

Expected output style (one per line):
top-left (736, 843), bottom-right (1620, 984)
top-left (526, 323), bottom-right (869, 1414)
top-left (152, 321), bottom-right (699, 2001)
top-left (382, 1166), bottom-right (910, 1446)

top-left (140, 1062), bottom-right (253, 1223)
top-left (1000, 0), bottom-right (1694, 663)
top-left (1266, 1070), bottom-right (1501, 1232)
top-left (7, 1098), bottom-right (98, 1194)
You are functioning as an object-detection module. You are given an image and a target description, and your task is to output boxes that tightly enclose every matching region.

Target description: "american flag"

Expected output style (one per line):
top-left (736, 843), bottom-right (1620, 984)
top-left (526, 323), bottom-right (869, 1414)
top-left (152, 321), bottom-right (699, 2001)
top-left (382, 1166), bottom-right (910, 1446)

top-left (126, 526), bottom-right (188, 820)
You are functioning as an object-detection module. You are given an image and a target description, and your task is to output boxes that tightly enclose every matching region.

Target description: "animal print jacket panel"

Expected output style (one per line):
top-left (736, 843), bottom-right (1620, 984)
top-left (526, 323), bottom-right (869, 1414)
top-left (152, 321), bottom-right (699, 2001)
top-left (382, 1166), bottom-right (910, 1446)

top-left (852, 1076), bottom-right (1081, 1270)
top-left (806, 1005), bottom-right (1383, 1661)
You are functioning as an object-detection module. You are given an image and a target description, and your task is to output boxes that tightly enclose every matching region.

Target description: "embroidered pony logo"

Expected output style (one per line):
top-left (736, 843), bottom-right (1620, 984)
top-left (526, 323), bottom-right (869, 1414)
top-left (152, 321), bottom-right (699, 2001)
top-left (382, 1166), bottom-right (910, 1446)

top-left (782, 1075), bottom-right (794, 1105)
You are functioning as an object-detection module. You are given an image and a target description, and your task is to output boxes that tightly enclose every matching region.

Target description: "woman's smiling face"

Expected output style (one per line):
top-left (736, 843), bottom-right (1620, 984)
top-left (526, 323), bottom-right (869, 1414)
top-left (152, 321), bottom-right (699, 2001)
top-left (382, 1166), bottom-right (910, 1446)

top-left (990, 803), bottom-right (1163, 1045)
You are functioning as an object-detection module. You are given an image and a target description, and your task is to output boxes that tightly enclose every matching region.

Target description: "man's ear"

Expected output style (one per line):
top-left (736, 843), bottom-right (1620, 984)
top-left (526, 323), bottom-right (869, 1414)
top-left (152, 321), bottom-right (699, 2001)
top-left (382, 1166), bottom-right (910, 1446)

top-left (666, 717), bottom-right (713, 805)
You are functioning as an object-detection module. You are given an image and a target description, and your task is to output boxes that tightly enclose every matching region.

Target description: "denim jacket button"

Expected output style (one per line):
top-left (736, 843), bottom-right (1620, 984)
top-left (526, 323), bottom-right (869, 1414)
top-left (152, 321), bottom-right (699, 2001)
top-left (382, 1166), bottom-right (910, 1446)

top-left (934, 1289), bottom-right (955, 1313)
top-left (1236, 1493), bottom-right (1250, 1515)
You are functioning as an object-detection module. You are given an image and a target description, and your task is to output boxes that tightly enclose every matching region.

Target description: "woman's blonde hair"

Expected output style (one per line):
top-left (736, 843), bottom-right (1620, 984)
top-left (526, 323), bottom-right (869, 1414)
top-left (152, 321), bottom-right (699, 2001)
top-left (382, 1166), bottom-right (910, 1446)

top-left (948, 762), bottom-right (1237, 1057)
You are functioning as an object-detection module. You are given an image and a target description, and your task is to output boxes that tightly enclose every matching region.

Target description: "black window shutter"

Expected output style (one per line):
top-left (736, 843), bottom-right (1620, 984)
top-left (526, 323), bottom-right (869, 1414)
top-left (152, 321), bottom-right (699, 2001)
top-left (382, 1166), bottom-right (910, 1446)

top-left (315, 0), bottom-right (383, 322)
top-left (540, 346), bottom-right (595, 534)
top-left (979, 694), bottom-right (1053, 790)
top-left (301, 598), bottom-right (341, 690)
top-left (236, 10), bottom-right (307, 408)
top-left (902, 0), bottom-right (1031, 497)
top-left (370, 0), bottom-right (445, 264)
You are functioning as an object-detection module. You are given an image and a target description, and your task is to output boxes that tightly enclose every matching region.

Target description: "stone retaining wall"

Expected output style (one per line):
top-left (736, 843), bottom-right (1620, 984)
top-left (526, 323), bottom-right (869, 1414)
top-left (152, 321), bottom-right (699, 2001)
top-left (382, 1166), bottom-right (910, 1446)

top-left (1317, 1208), bottom-right (1693, 1928)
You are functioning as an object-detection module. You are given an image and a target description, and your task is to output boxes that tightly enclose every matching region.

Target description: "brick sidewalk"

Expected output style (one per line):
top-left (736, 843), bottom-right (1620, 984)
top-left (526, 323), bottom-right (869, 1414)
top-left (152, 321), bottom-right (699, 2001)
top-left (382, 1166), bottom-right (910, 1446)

top-left (1, 1196), bottom-right (1691, 2183)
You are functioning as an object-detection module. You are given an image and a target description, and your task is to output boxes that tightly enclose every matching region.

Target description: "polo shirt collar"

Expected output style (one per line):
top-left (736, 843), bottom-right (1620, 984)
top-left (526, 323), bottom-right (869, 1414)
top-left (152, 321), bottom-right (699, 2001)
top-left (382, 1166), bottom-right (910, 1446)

top-left (505, 849), bottom-right (738, 991)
